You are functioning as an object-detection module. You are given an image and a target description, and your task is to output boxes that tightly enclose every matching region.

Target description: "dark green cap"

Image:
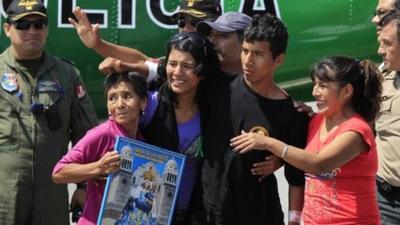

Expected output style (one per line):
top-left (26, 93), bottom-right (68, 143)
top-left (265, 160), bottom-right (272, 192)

top-left (172, 0), bottom-right (221, 20)
top-left (6, 0), bottom-right (47, 21)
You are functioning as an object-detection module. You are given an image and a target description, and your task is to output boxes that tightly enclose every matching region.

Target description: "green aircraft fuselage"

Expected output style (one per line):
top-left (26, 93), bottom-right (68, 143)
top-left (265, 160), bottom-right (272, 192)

top-left (0, 0), bottom-right (379, 118)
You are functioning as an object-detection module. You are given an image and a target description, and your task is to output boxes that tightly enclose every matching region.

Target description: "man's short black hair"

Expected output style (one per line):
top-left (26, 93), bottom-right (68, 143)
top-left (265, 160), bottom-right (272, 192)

top-left (244, 13), bottom-right (289, 59)
top-left (244, 13), bottom-right (288, 59)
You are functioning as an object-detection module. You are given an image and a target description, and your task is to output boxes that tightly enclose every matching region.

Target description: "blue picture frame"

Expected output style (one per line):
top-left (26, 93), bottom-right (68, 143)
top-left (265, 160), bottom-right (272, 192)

top-left (97, 136), bottom-right (186, 225)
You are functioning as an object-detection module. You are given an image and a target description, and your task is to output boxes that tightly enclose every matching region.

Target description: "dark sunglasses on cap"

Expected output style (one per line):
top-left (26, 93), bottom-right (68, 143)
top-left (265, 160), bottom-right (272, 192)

top-left (11, 19), bottom-right (48, 30)
top-left (178, 16), bottom-right (201, 29)
top-left (170, 32), bottom-right (209, 59)
top-left (170, 32), bottom-right (206, 48)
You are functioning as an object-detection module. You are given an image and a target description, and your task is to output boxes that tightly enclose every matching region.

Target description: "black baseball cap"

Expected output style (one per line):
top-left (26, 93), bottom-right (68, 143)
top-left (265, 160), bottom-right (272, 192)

top-left (6, 0), bottom-right (47, 21)
top-left (172, 0), bottom-right (222, 21)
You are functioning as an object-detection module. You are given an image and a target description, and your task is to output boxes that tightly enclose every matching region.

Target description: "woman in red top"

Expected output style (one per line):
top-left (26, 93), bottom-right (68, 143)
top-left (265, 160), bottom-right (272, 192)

top-left (230, 56), bottom-right (382, 224)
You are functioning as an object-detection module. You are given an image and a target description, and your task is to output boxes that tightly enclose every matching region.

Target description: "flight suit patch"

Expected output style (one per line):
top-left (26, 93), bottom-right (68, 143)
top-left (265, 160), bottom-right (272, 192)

top-left (1, 73), bottom-right (18, 92)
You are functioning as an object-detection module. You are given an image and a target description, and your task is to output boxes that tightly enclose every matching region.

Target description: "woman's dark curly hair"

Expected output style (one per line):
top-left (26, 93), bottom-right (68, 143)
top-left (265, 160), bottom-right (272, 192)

top-left (157, 32), bottom-right (222, 106)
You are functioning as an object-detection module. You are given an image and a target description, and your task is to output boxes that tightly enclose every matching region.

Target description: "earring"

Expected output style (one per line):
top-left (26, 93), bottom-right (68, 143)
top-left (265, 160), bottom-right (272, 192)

top-left (141, 110), bottom-right (145, 116)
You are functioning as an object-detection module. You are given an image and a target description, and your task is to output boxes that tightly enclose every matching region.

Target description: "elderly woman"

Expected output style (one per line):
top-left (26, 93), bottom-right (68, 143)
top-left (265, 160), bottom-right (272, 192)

top-left (52, 72), bottom-right (148, 225)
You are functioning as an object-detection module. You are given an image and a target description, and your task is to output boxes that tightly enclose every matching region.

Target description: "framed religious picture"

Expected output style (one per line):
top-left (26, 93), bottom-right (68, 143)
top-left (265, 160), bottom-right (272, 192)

top-left (97, 136), bottom-right (186, 225)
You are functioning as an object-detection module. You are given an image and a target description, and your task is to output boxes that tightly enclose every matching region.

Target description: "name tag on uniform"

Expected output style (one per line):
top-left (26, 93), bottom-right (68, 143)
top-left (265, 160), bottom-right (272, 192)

top-left (37, 81), bottom-right (63, 93)
top-left (1, 73), bottom-right (18, 93)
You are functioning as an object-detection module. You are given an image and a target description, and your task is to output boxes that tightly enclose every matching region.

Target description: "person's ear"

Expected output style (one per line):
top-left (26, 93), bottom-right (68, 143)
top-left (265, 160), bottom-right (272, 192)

top-left (3, 22), bottom-right (11, 37)
top-left (141, 98), bottom-right (148, 113)
top-left (341, 83), bottom-right (354, 101)
top-left (275, 53), bottom-right (285, 65)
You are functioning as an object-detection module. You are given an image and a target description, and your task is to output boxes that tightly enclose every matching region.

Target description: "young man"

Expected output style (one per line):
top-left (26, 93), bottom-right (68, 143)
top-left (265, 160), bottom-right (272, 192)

top-left (375, 9), bottom-right (400, 224)
top-left (0, 0), bottom-right (98, 224)
top-left (202, 13), bottom-right (308, 225)
top-left (197, 12), bottom-right (290, 180)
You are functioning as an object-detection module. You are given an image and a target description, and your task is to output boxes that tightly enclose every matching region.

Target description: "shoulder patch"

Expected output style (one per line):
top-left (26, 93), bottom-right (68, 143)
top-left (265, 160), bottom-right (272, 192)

top-left (75, 84), bottom-right (86, 98)
top-left (1, 72), bottom-right (19, 93)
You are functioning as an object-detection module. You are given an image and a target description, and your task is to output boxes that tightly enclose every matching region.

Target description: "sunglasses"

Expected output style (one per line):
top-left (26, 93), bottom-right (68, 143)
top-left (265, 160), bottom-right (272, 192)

top-left (373, 9), bottom-right (390, 20)
top-left (170, 32), bottom-right (206, 48)
top-left (177, 16), bottom-right (201, 29)
top-left (170, 32), bottom-right (209, 59)
top-left (11, 19), bottom-right (48, 30)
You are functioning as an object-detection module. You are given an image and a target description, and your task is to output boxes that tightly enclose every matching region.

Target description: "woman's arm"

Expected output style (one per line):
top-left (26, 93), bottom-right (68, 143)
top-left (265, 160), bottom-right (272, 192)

top-left (69, 7), bottom-right (148, 63)
top-left (230, 131), bottom-right (368, 175)
top-left (97, 57), bottom-right (150, 78)
top-left (53, 151), bottom-right (120, 184)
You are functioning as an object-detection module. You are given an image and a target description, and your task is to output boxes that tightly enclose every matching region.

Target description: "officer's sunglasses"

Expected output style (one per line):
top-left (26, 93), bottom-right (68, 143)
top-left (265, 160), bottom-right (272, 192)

top-left (373, 9), bottom-right (392, 22)
top-left (177, 16), bottom-right (200, 29)
top-left (11, 19), bottom-right (48, 30)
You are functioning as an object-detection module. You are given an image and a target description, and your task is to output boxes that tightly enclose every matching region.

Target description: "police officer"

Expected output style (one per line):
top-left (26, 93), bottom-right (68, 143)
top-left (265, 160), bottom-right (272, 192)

top-left (0, 0), bottom-right (98, 225)
top-left (374, 9), bottom-right (400, 225)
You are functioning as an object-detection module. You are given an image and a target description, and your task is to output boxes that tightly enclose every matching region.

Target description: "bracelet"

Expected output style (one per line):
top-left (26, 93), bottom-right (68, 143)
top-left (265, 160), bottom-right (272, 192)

top-left (281, 145), bottom-right (289, 159)
top-left (289, 210), bottom-right (302, 223)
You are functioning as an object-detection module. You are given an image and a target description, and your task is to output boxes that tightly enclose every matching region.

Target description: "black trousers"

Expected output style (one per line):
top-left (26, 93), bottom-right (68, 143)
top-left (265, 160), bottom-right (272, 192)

top-left (172, 209), bottom-right (206, 225)
top-left (377, 176), bottom-right (400, 225)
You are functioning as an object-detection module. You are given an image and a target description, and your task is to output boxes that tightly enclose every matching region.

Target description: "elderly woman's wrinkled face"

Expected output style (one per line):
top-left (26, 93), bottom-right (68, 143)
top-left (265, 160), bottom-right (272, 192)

top-left (107, 81), bottom-right (145, 130)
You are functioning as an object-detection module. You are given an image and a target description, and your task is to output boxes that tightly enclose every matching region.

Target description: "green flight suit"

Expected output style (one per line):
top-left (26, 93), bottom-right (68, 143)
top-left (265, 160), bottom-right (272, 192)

top-left (0, 48), bottom-right (98, 225)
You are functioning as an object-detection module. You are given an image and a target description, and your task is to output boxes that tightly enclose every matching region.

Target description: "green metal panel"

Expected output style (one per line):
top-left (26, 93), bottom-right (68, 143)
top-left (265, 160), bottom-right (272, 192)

top-left (277, 0), bottom-right (379, 101)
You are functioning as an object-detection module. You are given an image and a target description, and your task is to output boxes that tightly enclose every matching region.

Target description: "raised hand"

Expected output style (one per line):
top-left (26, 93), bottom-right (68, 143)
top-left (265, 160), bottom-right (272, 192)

top-left (68, 6), bottom-right (101, 49)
